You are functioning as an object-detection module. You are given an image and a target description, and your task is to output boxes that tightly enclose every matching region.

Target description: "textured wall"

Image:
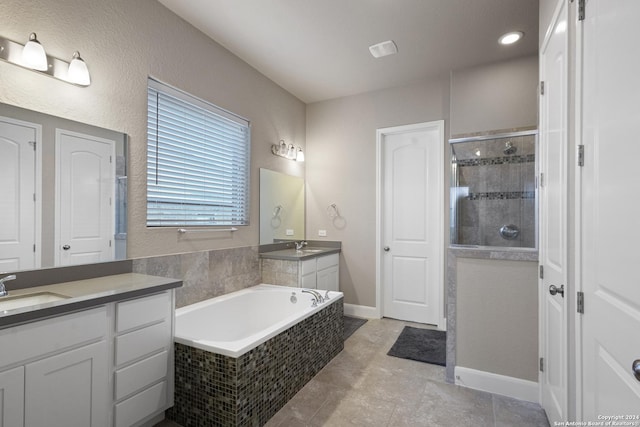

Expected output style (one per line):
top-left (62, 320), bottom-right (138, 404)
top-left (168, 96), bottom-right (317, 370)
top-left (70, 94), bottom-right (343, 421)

top-left (305, 77), bottom-right (451, 307)
top-left (1, 0), bottom-right (306, 259)
top-left (450, 56), bottom-right (538, 136)
top-left (456, 257), bottom-right (538, 381)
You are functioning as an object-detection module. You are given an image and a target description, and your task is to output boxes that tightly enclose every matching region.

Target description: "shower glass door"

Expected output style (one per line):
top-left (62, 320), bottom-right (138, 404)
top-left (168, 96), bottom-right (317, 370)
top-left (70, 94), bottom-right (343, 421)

top-left (449, 130), bottom-right (537, 249)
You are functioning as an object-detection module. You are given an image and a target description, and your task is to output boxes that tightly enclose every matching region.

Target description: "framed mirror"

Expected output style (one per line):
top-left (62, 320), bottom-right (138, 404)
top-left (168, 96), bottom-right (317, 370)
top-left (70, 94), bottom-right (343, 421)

top-left (0, 103), bottom-right (127, 271)
top-left (259, 168), bottom-right (304, 244)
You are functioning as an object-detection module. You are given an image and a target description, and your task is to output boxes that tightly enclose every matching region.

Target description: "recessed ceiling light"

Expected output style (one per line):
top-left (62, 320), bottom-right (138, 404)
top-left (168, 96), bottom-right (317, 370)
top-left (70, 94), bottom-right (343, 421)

top-left (369, 40), bottom-right (398, 58)
top-left (498, 31), bottom-right (524, 45)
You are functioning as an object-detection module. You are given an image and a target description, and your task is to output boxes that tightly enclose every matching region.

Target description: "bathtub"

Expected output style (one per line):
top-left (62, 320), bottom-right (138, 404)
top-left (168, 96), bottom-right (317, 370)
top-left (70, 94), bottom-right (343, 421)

top-left (169, 284), bottom-right (344, 427)
top-left (174, 284), bottom-right (343, 357)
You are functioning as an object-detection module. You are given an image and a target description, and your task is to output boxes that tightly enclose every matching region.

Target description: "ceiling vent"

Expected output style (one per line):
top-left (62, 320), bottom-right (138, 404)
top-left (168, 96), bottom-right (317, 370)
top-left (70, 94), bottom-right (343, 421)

top-left (369, 40), bottom-right (398, 58)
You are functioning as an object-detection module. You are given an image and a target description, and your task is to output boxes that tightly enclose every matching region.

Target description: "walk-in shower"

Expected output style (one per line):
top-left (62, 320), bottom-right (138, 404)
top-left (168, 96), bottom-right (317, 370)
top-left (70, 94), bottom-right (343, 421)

top-left (449, 130), bottom-right (537, 249)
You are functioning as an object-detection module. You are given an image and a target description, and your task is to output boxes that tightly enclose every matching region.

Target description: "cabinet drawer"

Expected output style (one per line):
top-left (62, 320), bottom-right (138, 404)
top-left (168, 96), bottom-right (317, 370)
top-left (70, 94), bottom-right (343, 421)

top-left (115, 320), bottom-right (170, 367)
top-left (115, 350), bottom-right (168, 400)
top-left (317, 253), bottom-right (339, 270)
top-left (114, 380), bottom-right (167, 427)
top-left (301, 259), bottom-right (317, 275)
top-left (0, 306), bottom-right (107, 369)
top-left (116, 291), bottom-right (170, 333)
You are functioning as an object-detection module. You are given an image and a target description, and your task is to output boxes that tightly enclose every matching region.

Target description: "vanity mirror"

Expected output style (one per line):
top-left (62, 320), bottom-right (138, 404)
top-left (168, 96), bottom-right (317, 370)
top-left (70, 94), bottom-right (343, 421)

top-left (259, 168), bottom-right (304, 244)
top-left (0, 102), bottom-right (127, 272)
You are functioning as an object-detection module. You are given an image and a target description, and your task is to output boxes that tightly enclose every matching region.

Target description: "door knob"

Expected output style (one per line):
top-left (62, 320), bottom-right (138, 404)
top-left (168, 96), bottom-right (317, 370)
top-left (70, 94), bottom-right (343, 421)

top-left (383, 246), bottom-right (390, 252)
top-left (633, 359), bottom-right (640, 381)
top-left (62, 245), bottom-right (71, 250)
top-left (549, 284), bottom-right (564, 297)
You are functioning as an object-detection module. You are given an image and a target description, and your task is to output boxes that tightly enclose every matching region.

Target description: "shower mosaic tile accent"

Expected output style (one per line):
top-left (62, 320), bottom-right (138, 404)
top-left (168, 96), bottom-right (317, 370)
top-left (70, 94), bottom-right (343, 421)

top-left (168, 299), bottom-right (344, 427)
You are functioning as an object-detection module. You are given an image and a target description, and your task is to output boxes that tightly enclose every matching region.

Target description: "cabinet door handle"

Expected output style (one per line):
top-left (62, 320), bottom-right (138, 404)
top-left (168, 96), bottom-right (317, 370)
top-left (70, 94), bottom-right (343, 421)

top-left (383, 246), bottom-right (390, 252)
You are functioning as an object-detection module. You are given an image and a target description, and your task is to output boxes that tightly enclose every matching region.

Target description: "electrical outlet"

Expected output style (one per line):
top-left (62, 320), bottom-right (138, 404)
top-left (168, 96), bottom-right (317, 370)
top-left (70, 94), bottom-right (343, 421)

top-left (318, 229), bottom-right (327, 237)
top-left (286, 229), bottom-right (294, 236)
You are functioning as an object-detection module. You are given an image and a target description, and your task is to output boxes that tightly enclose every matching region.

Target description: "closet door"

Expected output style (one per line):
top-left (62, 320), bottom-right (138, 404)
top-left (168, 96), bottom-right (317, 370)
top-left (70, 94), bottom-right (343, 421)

top-left (538, 0), bottom-right (568, 422)
top-left (580, 0), bottom-right (640, 417)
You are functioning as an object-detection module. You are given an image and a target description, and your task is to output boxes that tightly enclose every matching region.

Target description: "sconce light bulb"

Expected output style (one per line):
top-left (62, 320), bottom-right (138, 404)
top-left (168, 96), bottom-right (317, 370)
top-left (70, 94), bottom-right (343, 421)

top-left (67, 51), bottom-right (91, 86)
top-left (21, 33), bottom-right (48, 71)
top-left (296, 147), bottom-right (305, 162)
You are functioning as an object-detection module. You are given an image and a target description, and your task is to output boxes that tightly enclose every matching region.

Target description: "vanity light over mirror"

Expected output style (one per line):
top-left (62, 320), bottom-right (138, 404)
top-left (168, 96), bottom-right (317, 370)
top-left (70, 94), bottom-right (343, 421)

top-left (259, 169), bottom-right (304, 245)
top-left (0, 102), bottom-right (128, 272)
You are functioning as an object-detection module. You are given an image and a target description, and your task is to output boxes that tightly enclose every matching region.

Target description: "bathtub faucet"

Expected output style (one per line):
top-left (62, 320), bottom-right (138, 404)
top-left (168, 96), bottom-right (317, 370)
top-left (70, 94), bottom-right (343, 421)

top-left (302, 289), bottom-right (323, 306)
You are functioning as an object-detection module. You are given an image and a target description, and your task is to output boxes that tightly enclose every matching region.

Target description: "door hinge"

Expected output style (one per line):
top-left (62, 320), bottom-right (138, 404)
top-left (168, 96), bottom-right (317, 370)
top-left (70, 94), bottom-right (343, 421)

top-left (109, 240), bottom-right (112, 247)
top-left (578, 0), bottom-right (586, 21)
top-left (578, 145), bottom-right (585, 167)
top-left (539, 173), bottom-right (544, 187)
top-left (539, 265), bottom-right (544, 279)
top-left (33, 244), bottom-right (36, 253)
top-left (540, 357), bottom-right (544, 372)
top-left (577, 291), bottom-right (585, 314)
top-left (540, 81), bottom-right (545, 95)
top-left (28, 141), bottom-right (36, 150)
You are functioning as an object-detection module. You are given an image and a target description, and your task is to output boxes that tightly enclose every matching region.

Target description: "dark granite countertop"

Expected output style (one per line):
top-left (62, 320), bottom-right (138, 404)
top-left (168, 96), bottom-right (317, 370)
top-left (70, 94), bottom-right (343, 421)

top-left (259, 246), bottom-right (341, 261)
top-left (0, 273), bottom-right (182, 329)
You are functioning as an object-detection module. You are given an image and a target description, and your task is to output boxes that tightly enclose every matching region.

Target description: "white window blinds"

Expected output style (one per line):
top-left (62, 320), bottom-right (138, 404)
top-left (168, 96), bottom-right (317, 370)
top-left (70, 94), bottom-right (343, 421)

top-left (147, 79), bottom-right (250, 227)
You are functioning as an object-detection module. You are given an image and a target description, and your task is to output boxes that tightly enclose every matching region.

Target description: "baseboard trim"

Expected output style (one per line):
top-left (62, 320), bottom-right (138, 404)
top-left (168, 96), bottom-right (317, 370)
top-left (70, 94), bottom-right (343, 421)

top-left (343, 303), bottom-right (380, 319)
top-left (454, 366), bottom-right (539, 403)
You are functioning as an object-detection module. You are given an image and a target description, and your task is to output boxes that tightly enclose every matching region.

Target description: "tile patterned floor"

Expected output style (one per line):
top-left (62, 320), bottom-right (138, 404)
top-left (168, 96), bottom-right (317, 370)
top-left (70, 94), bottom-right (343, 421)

top-left (156, 318), bottom-right (549, 427)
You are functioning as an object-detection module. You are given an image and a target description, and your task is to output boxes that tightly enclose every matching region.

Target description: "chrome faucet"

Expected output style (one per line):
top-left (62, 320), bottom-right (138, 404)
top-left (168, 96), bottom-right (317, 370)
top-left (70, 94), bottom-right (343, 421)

top-left (301, 289), bottom-right (324, 306)
top-left (0, 275), bottom-right (16, 297)
top-left (294, 241), bottom-right (307, 251)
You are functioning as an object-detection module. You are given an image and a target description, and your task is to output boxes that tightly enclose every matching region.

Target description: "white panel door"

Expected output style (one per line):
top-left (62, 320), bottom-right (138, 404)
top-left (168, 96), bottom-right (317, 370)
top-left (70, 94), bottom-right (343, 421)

top-left (581, 0), bottom-right (640, 417)
top-left (25, 341), bottom-right (108, 427)
top-left (0, 117), bottom-right (38, 271)
top-left (380, 121), bottom-right (443, 326)
top-left (539, 1), bottom-right (569, 423)
top-left (56, 129), bottom-right (114, 266)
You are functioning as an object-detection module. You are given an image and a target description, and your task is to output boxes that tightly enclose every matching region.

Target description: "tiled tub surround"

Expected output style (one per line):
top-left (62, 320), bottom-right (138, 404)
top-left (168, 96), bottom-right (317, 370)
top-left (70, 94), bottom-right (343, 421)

top-left (168, 285), bottom-right (344, 426)
top-left (133, 246), bottom-right (262, 308)
top-left (450, 131), bottom-right (537, 248)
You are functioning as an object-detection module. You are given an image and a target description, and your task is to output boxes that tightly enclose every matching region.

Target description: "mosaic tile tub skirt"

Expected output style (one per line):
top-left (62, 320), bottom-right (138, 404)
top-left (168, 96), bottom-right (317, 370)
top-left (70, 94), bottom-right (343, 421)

top-left (168, 298), bottom-right (344, 426)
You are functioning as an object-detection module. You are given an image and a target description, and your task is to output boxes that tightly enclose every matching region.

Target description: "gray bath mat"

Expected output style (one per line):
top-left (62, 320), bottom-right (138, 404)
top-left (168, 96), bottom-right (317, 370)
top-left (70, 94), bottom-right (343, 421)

top-left (387, 326), bottom-right (446, 366)
top-left (343, 316), bottom-right (367, 340)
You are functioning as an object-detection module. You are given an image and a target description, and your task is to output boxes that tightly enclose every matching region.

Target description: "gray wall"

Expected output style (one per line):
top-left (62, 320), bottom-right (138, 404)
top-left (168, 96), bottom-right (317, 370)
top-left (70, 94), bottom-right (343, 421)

top-left (449, 56), bottom-right (539, 381)
top-left (305, 76), bottom-right (451, 307)
top-left (1, 0), bottom-right (306, 260)
top-left (450, 56), bottom-right (539, 136)
top-left (456, 258), bottom-right (539, 381)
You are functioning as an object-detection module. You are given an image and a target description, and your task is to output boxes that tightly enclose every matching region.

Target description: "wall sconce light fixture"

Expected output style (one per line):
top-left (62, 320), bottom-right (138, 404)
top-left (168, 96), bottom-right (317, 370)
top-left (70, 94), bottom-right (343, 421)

top-left (0, 32), bottom-right (91, 86)
top-left (271, 140), bottom-right (304, 162)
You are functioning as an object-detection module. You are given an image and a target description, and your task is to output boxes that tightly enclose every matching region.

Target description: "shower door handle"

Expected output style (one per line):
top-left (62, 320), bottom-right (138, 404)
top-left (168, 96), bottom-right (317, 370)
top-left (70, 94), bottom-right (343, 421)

top-left (549, 284), bottom-right (564, 297)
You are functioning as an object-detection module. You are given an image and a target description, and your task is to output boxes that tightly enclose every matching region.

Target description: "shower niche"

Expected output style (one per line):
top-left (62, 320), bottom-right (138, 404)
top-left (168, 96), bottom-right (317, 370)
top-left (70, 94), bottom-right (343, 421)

top-left (450, 130), bottom-right (537, 249)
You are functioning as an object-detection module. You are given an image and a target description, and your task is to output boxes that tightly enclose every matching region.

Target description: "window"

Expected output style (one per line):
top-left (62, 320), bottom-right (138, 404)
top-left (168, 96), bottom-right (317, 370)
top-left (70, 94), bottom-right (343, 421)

top-left (147, 79), bottom-right (250, 227)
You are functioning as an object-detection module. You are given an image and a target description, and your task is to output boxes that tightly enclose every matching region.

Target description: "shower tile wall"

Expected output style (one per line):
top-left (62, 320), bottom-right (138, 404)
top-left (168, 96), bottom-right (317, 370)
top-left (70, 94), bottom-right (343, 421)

top-left (452, 134), bottom-right (536, 248)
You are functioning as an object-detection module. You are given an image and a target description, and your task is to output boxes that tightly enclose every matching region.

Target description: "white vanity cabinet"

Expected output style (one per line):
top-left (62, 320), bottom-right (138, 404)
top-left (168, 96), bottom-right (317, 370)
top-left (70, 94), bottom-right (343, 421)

top-left (113, 291), bottom-right (173, 427)
top-left (299, 253), bottom-right (339, 291)
top-left (0, 288), bottom-right (175, 427)
top-left (0, 366), bottom-right (24, 426)
top-left (0, 306), bottom-right (109, 427)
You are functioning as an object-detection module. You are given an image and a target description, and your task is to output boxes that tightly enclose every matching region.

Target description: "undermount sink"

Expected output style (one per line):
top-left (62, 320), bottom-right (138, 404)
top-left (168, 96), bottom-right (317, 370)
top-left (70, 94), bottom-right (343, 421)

top-left (0, 292), bottom-right (70, 312)
top-left (299, 249), bottom-right (325, 253)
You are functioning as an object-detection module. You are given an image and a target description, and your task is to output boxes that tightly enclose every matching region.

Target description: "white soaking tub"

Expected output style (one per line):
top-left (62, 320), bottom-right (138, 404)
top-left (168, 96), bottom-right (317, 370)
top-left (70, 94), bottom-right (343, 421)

top-left (174, 284), bottom-right (343, 357)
